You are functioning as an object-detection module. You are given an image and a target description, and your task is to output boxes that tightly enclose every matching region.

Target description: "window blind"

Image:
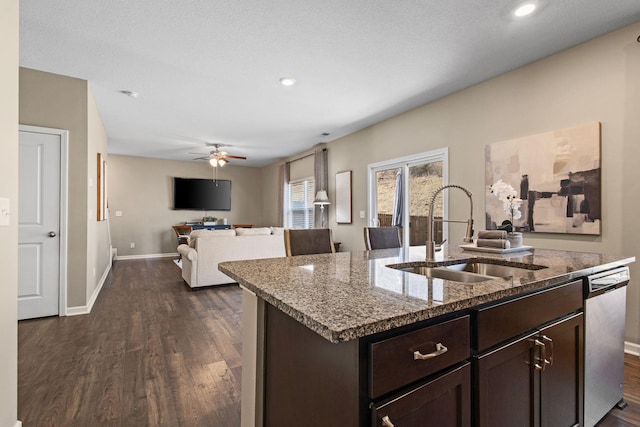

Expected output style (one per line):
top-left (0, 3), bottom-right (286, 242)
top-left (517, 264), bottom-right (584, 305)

top-left (288, 178), bottom-right (315, 229)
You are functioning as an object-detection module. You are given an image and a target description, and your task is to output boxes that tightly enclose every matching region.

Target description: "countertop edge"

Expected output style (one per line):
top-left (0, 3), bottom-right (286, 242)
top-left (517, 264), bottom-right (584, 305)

top-left (220, 255), bottom-right (635, 344)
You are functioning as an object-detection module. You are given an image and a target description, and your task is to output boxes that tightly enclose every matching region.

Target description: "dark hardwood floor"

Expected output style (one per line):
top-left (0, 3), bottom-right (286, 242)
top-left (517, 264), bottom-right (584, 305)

top-left (600, 355), bottom-right (640, 426)
top-left (19, 258), bottom-right (242, 426)
top-left (17, 257), bottom-right (640, 426)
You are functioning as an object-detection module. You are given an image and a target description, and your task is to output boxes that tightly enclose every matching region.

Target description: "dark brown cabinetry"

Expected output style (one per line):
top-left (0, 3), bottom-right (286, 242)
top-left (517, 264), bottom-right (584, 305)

top-left (370, 316), bottom-right (471, 427)
top-left (261, 279), bottom-right (584, 426)
top-left (474, 279), bottom-right (584, 427)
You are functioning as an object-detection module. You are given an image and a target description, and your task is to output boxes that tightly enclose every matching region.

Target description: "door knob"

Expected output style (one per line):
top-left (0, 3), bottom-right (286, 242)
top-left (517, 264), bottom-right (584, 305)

top-left (48, 231), bottom-right (57, 238)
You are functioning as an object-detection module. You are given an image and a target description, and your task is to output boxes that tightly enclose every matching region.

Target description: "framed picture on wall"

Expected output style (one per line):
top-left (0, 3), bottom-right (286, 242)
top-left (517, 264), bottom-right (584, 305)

top-left (335, 170), bottom-right (352, 224)
top-left (97, 153), bottom-right (107, 221)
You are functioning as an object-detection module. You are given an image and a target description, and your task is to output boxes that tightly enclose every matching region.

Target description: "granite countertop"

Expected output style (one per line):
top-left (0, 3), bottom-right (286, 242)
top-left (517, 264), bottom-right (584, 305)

top-left (219, 245), bottom-right (634, 344)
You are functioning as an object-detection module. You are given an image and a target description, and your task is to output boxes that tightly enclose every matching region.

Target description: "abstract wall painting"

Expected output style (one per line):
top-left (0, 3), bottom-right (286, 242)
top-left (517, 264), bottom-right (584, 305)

top-left (485, 122), bottom-right (601, 235)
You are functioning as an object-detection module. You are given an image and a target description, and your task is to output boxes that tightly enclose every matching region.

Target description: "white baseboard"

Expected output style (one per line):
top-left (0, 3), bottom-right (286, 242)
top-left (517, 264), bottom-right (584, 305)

top-left (14, 420), bottom-right (23, 427)
top-left (114, 252), bottom-right (178, 261)
top-left (66, 257), bottom-right (112, 316)
top-left (625, 341), bottom-right (640, 356)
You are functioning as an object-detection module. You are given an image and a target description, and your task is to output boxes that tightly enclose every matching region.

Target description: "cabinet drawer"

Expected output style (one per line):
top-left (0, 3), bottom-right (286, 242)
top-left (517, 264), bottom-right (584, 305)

top-left (372, 362), bottom-right (471, 427)
top-left (370, 315), bottom-right (470, 399)
top-left (475, 279), bottom-right (582, 351)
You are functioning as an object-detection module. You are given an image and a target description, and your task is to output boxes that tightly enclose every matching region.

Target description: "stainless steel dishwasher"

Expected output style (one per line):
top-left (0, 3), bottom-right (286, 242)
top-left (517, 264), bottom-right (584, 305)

top-left (584, 266), bottom-right (630, 427)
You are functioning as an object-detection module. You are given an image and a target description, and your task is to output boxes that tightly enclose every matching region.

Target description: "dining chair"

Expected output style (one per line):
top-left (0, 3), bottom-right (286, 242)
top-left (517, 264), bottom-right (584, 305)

top-left (363, 226), bottom-right (402, 250)
top-left (284, 228), bottom-right (336, 256)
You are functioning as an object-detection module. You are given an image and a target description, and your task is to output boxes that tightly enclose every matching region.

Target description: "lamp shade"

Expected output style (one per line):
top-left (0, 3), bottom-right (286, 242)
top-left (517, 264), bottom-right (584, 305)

top-left (313, 190), bottom-right (330, 205)
top-left (209, 157), bottom-right (228, 167)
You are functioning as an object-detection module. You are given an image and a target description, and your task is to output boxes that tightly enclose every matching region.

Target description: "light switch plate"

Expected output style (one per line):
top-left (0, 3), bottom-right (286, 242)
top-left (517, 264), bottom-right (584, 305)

top-left (0, 198), bottom-right (9, 227)
top-left (359, 210), bottom-right (365, 219)
top-left (115, 211), bottom-right (123, 217)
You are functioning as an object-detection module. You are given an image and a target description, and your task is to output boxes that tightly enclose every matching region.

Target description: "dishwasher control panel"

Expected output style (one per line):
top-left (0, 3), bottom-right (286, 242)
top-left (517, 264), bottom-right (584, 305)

top-left (585, 266), bottom-right (630, 296)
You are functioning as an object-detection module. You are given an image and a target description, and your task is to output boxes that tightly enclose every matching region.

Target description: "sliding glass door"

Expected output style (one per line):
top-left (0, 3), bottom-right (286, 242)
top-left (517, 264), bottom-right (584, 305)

top-left (368, 148), bottom-right (448, 247)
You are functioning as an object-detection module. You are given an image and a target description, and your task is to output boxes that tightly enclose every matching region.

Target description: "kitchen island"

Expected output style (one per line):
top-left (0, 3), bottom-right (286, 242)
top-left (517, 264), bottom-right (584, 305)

top-left (219, 245), bottom-right (634, 427)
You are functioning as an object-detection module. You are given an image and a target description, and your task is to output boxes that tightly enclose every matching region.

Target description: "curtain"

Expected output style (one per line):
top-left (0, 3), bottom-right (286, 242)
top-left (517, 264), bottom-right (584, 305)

top-left (392, 169), bottom-right (403, 227)
top-left (313, 148), bottom-right (328, 228)
top-left (278, 162), bottom-right (290, 227)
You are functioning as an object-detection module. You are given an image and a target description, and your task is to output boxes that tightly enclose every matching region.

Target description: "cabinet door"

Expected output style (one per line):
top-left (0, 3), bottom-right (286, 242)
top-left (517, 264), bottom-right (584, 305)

top-left (539, 313), bottom-right (583, 427)
top-left (475, 331), bottom-right (540, 427)
top-left (476, 313), bottom-right (584, 427)
top-left (372, 363), bottom-right (470, 427)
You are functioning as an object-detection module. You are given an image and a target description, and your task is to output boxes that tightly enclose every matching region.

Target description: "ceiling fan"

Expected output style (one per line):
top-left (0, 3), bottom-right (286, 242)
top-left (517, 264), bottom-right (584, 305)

top-left (193, 144), bottom-right (246, 167)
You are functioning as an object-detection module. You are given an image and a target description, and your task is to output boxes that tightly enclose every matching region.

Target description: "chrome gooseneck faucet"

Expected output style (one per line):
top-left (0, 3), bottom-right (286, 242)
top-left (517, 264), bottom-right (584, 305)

top-left (426, 184), bottom-right (474, 261)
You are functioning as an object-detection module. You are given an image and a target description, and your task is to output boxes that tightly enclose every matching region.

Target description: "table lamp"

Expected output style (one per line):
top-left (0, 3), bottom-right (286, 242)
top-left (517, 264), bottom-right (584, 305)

top-left (313, 190), bottom-right (330, 228)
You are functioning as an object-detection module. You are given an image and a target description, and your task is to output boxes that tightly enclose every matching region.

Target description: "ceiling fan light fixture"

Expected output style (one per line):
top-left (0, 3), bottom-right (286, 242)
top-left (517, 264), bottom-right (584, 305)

top-left (513, 2), bottom-right (536, 17)
top-left (209, 158), bottom-right (218, 167)
top-left (218, 158), bottom-right (228, 167)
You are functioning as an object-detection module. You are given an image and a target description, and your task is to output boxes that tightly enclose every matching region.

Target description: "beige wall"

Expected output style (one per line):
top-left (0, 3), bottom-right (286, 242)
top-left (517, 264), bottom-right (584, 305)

top-left (19, 68), bottom-right (89, 307)
top-left (262, 22), bottom-right (640, 344)
top-left (0, 0), bottom-right (19, 425)
top-left (19, 67), bottom-right (112, 310)
top-left (108, 155), bottom-right (264, 256)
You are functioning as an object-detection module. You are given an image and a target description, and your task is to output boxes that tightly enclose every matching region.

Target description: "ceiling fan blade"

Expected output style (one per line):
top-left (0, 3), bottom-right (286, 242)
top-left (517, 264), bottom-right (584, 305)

top-left (192, 156), bottom-right (211, 161)
top-left (225, 155), bottom-right (247, 160)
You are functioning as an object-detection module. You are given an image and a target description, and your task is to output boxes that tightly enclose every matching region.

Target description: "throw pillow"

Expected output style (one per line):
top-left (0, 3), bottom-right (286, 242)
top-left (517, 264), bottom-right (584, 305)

top-left (236, 227), bottom-right (272, 236)
top-left (189, 229), bottom-right (237, 247)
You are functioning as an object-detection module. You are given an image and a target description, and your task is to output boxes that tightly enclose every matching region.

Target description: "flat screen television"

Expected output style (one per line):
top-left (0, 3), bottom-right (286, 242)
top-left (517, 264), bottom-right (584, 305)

top-left (173, 177), bottom-right (231, 211)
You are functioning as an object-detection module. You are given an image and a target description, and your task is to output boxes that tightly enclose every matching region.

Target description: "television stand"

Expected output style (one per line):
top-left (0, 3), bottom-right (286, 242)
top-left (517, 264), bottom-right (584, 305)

top-left (173, 224), bottom-right (232, 244)
top-left (191, 224), bottom-right (231, 231)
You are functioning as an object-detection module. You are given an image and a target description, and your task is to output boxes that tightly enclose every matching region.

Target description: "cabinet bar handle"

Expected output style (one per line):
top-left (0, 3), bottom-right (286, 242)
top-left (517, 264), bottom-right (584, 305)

top-left (542, 335), bottom-right (553, 367)
top-left (414, 342), bottom-right (448, 360)
top-left (382, 415), bottom-right (395, 427)
top-left (534, 339), bottom-right (546, 371)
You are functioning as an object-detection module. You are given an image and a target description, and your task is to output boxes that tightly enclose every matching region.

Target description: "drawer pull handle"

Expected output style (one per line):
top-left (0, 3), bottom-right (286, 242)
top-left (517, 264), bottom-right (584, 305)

top-left (382, 415), bottom-right (395, 427)
top-left (413, 342), bottom-right (448, 360)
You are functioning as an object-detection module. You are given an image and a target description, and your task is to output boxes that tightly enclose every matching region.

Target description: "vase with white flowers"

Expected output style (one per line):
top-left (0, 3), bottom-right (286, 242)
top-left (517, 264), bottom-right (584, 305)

top-left (490, 179), bottom-right (524, 247)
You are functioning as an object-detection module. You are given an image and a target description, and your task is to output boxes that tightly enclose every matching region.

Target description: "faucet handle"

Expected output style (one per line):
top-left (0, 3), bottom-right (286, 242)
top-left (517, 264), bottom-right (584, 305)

top-left (434, 239), bottom-right (447, 251)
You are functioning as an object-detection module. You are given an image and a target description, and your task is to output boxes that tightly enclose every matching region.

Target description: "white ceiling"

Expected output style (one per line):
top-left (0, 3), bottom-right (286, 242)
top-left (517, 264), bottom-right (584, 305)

top-left (19, 1), bottom-right (640, 167)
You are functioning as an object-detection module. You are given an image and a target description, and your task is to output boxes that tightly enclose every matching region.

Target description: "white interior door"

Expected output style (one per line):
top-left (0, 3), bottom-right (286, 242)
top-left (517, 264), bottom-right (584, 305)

top-left (18, 128), bottom-right (63, 320)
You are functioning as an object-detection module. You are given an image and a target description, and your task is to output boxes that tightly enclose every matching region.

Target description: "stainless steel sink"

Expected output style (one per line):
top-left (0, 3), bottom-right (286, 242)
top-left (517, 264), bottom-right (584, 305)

top-left (389, 259), bottom-right (547, 283)
top-left (393, 266), bottom-right (497, 283)
top-left (444, 261), bottom-right (546, 278)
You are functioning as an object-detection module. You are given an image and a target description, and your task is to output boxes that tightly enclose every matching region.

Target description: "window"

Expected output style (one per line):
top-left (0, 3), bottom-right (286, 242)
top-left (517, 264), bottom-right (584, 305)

top-left (287, 178), bottom-right (315, 229)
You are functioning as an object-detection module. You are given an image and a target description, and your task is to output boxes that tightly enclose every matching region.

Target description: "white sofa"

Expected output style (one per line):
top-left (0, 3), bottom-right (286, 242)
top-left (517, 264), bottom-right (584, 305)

top-left (177, 227), bottom-right (286, 288)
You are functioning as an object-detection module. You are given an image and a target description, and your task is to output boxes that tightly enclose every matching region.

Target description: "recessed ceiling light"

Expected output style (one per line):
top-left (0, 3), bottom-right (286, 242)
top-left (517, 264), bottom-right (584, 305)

top-left (514, 3), bottom-right (536, 17)
top-left (120, 90), bottom-right (139, 98)
top-left (279, 77), bottom-right (296, 87)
